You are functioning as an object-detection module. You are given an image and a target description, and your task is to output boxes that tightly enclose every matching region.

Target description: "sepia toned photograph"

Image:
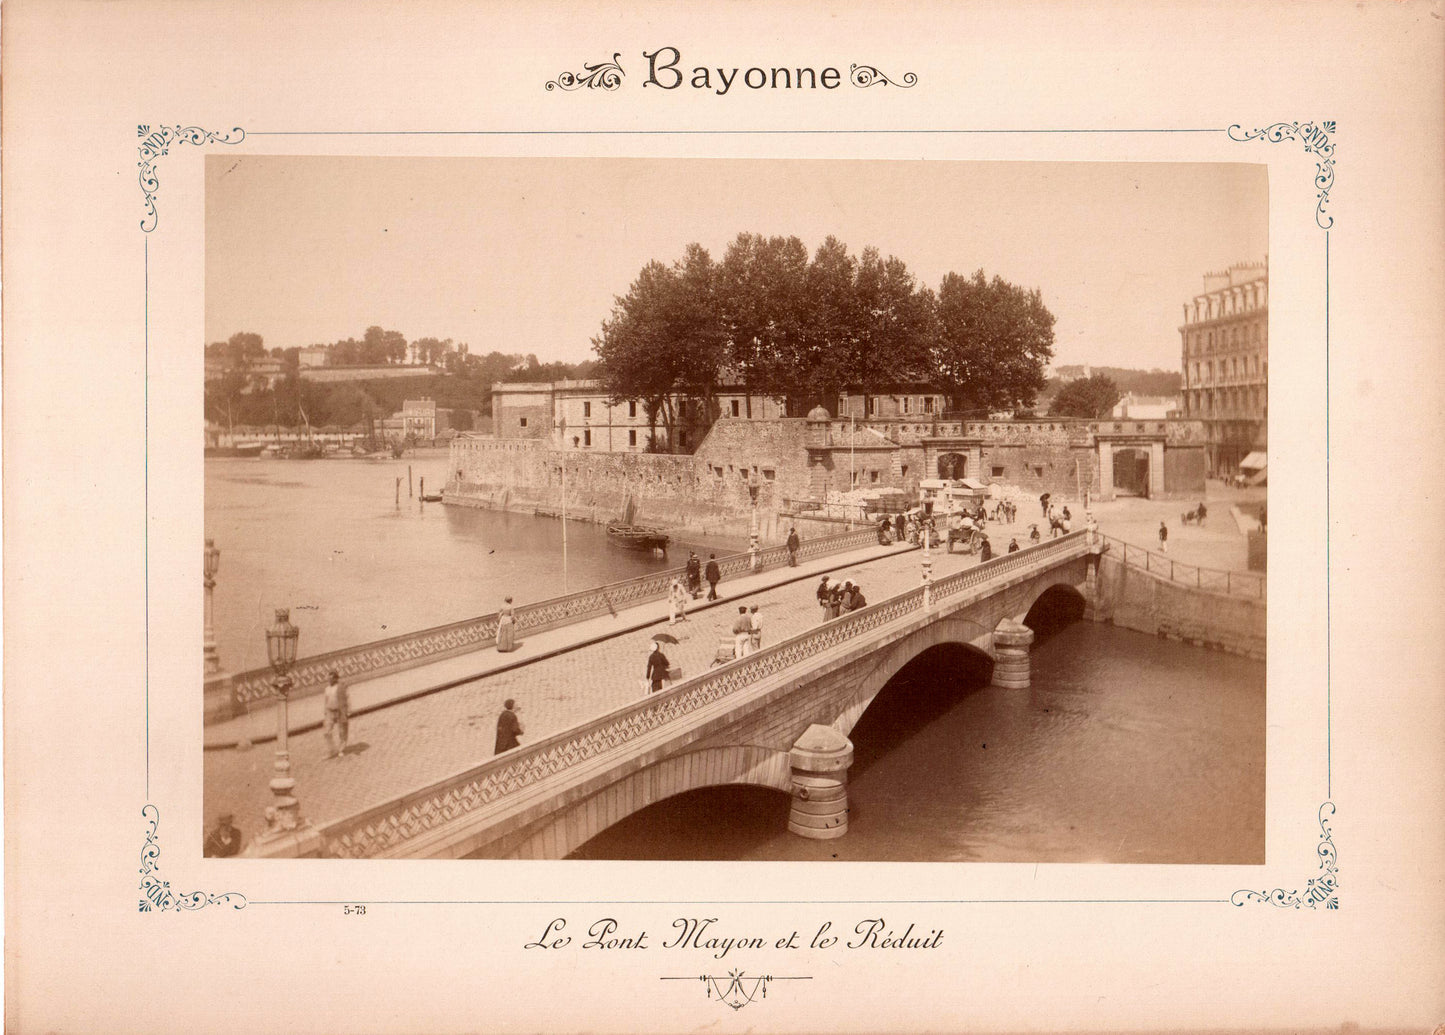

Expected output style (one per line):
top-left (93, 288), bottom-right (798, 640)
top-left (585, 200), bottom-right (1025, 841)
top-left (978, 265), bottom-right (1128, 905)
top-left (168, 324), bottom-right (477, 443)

top-left (202, 156), bottom-right (1268, 863)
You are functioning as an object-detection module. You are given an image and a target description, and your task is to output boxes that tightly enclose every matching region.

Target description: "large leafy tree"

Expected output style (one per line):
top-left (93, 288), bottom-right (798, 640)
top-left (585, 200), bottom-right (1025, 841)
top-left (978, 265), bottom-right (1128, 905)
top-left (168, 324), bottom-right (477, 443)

top-left (1050, 373), bottom-right (1121, 418)
top-left (716, 233), bottom-right (809, 410)
top-left (592, 243), bottom-right (727, 448)
top-left (933, 270), bottom-right (1055, 414)
top-left (847, 247), bottom-right (936, 391)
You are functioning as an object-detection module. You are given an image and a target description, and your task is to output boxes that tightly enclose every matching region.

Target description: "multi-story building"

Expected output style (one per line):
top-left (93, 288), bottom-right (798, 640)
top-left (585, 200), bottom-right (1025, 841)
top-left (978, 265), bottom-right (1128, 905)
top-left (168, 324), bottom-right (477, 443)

top-left (491, 379), bottom-right (784, 453)
top-left (1178, 260), bottom-right (1268, 476)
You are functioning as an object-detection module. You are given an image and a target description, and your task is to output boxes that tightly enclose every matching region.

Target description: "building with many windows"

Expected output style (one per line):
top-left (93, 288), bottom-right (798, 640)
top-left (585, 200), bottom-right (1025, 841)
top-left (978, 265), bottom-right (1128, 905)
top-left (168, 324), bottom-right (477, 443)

top-left (1179, 260), bottom-right (1268, 476)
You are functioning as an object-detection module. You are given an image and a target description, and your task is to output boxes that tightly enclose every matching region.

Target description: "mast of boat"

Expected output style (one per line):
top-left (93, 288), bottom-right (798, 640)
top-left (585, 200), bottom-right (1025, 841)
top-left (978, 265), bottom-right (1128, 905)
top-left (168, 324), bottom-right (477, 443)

top-left (561, 454), bottom-right (569, 592)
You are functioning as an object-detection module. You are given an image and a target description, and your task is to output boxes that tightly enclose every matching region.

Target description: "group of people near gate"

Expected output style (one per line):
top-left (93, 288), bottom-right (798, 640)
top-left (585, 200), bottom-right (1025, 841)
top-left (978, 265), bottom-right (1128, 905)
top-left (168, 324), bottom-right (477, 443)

top-left (816, 574), bottom-right (868, 621)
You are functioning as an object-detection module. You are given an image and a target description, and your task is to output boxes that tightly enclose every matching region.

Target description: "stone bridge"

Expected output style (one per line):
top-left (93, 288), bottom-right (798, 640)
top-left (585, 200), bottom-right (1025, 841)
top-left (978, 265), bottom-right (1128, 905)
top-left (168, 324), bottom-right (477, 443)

top-left (302, 532), bottom-right (1098, 860)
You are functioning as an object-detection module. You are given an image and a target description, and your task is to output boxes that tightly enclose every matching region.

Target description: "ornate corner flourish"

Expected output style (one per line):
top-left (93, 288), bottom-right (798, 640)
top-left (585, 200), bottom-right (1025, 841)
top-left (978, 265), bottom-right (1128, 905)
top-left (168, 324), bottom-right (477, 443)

top-left (663, 972), bottom-right (810, 1011)
top-left (545, 54), bottom-right (625, 92)
top-left (1231, 802), bottom-right (1338, 909)
top-left (137, 124), bottom-right (246, 233)
top-left (850, 63), bottom-right (917, 89)
top-left (1227, 120), bottom-right (1335, 230)
top-left (139, 805), bottom-right (248, 912)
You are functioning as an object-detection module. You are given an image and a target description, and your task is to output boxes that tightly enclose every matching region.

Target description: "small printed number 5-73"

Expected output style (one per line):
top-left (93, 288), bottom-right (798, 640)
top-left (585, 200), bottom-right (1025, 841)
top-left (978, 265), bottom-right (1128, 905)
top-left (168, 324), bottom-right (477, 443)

top-left (342, 905), bottom-right (367, 916)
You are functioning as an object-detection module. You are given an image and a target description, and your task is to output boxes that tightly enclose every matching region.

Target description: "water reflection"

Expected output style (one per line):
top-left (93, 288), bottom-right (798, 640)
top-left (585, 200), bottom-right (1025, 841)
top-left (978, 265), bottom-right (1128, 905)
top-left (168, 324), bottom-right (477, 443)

top-left (205, 457), bottom-right (736, 671)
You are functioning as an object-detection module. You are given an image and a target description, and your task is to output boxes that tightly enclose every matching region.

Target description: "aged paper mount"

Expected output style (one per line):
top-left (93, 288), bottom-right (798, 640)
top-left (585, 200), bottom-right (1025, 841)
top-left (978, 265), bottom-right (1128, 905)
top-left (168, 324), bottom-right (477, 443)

top-left (4, 2), bottom-right (1443, 1032)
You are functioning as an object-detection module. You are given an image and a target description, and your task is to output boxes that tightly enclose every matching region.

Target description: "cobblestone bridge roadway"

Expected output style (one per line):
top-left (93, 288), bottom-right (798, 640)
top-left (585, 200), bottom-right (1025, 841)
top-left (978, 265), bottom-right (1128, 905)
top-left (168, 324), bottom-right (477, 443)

top-left (204, 536), bottom-right (1003, 841)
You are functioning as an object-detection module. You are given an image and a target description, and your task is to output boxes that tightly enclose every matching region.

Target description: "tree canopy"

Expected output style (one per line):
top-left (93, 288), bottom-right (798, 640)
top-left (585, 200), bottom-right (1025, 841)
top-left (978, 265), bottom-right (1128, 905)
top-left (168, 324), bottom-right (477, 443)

top-left (592, 233), bottom-right (1055, 432)
top-left (1049, 373), bottom-right (1122, 418)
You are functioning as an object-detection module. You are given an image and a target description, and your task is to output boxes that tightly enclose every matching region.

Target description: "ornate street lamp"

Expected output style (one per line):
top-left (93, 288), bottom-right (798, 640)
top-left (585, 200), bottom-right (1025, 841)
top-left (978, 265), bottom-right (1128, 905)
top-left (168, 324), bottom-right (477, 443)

top-left (921, 499), bottom-right (934, 608)
top-left (748, 481), bottom-right (761, 570)
top-left (263, 608), bottom-right (304, 835)
top-left (203, 538), bottom-right (221, 675)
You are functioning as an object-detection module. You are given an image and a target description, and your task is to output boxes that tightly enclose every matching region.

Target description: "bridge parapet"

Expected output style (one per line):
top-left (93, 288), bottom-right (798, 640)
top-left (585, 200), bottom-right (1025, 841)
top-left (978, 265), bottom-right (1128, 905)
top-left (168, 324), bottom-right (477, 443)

top-left (1098, 533), bottom-right (1265, 598)
top-left (312, 531), bottom-right (1090, 859)
top-left (222, 526), bottom-right (882, 712)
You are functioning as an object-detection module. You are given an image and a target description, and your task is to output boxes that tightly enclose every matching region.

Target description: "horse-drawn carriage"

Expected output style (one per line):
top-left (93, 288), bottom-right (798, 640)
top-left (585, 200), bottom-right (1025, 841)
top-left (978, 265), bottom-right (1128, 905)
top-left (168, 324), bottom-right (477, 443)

top-left (945, 514), bottom-right (986, 554)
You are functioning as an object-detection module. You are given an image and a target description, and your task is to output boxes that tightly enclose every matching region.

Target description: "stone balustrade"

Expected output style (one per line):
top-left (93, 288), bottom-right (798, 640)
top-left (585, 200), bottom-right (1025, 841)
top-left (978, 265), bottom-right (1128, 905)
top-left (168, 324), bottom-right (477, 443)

top-left (314, 532), bottom-right (1089, 858)
top-left (222, 526), bottom-right (884, 711)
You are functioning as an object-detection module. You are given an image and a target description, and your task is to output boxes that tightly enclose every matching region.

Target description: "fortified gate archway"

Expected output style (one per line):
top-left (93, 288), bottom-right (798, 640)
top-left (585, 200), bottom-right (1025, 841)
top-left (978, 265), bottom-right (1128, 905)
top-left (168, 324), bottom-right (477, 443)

top-left (936, 452), bottom-right (967, 479)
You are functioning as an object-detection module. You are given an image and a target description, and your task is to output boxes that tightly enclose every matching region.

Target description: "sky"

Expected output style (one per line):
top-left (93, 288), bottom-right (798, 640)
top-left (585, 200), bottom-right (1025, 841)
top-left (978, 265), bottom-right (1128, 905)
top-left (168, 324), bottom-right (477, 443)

top-left (206, 157), bottom-right (1267, 373)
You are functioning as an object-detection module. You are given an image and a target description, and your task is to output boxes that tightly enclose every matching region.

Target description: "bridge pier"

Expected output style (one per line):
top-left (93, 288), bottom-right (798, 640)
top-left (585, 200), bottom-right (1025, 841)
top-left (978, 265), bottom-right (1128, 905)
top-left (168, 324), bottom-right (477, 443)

top-left (787, 724), bottom-right (853, 840)
top-left (991, 620), bottom-right (1035, 689)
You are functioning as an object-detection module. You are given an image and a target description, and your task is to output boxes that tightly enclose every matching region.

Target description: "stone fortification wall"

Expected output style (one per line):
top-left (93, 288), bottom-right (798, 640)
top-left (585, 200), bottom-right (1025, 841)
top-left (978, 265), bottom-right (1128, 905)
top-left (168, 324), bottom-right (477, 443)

top-left (691, 417), bottom-right (813, 506)
top-left (446, 415), bottom-right (1210, 533)
top-left (1093, 551), bottom-right (1265, 659)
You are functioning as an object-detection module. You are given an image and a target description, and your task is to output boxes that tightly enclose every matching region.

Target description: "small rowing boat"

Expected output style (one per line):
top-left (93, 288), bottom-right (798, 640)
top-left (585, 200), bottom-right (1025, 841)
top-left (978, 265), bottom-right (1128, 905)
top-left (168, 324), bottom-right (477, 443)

top-left (606, 522), bottom-right (670, 552)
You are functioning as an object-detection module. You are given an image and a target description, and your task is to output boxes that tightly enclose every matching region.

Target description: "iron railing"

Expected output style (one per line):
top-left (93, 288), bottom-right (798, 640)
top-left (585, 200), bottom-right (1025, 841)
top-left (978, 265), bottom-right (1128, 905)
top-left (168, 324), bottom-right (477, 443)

top-left (227, 526), bottom-right (884, 708)
top-left (1098, 533), bottom-right (1265, 599)
top-left (317, 531), bottom-right (1090, 858)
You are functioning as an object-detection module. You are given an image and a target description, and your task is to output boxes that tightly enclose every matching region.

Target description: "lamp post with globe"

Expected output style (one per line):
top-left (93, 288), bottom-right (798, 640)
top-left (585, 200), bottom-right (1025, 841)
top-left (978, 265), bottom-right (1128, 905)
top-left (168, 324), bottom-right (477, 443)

top-left (203, 539), bottom-right (222, 675)
top-left (748, 481), bottom-right (761, 570)
top-left (262, 608), bottom-right (305, 836)
top-left (921, 500), bottom-right (934, 608)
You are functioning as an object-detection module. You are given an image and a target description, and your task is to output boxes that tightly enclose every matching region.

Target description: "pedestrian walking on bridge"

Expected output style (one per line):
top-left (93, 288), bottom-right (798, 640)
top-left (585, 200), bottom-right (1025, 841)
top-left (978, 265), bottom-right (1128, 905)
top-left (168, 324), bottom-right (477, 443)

top-left (496, 596), bottom-right (518, 652)
top-left (668, 578), bottom-right (689, 625)
top-left (786, 527), bottom-right (800, 566)
top-left (749, 605), bottom-right (763, 652)
top-left (704, 554), bottom-right (721, 600)
top-left (733, 606), bottom-right (753, 657)
top-left (1158, 520), bottom-right (1169, 553)
top-left (646, 642), bottom-right (671, 693)
top-left (495, 698), bottom-right (523, 754)
top-left (685, 551), bottom-right (702, 598)
top-left (323, 670), bottom-right (350, 759)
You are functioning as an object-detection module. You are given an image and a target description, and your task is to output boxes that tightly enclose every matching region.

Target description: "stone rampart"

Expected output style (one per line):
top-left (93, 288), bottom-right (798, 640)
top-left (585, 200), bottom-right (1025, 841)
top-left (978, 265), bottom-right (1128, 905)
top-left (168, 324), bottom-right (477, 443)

top-left (1092, 549), bottom-right (1265, 659)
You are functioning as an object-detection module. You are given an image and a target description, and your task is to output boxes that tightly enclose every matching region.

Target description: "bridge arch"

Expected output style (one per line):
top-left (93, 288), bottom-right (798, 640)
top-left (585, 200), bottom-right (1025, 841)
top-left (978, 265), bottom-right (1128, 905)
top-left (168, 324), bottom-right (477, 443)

top-left (827, 615), bottom-right (997, 739)
top-left (1021, 583), bottom-right (1088, 637)
top-left (482, 744), bottom-right (792, 860)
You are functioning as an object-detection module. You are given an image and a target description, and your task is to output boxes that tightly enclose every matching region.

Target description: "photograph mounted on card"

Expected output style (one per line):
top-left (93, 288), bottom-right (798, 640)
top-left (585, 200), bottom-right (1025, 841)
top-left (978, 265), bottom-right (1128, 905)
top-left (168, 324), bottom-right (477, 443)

top-left (197, 155), bottom-right (1268, 866)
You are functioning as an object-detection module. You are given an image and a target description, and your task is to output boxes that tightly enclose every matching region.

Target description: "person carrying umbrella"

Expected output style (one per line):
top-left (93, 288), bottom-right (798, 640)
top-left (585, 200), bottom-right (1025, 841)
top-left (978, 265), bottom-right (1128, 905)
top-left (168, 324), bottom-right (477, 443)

top-left (646, 641), bottom-right (671, 693)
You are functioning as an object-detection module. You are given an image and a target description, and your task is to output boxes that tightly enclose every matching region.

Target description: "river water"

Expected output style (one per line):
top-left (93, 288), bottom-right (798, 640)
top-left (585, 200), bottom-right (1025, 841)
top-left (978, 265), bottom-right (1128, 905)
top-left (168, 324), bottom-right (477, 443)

top-left (204, 456), bottom-right (737, 673)
top-left (569, 622), bottom-right (1265, 864)
top-left (209, 457), bottom-right (1264, 864)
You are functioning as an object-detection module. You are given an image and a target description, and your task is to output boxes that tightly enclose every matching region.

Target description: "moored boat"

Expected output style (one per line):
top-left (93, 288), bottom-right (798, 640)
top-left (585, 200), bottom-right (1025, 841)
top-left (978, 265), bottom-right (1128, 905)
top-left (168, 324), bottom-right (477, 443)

top-left (606, 522), bottom-right (670, 552)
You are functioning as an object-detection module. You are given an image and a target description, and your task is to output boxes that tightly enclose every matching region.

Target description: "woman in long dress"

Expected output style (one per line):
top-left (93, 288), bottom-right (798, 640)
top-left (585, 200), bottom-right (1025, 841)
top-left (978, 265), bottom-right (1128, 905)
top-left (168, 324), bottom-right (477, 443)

top-left (496, 595), bottom-right (518, 652)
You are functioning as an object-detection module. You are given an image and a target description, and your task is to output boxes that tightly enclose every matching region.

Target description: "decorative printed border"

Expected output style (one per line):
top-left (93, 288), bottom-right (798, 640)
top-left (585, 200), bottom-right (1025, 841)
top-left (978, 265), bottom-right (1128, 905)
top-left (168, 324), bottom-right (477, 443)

top-left (849, 63), bottom-right (916, 88)
top-left (545, 54), bottom-right (625, 91)
top-left (137, 125), bottom-right (246, 232)
top-left (139, 805), bottom-right (248, 912)
top-left (661, 972), bottom-right (811, 1010)
top-left (1231, 803), bottom-right (1338, 909)
top-left (1228, 120), bottom-right (1335, 229)
top-left (153, 122), bottom-right (1331, 915)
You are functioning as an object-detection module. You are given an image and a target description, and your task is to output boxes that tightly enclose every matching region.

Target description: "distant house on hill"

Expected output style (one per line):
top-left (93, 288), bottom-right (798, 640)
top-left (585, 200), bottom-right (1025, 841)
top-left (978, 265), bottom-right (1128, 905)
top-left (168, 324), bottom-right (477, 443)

top-left (1111, 393), bottom-right (1179, 420)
